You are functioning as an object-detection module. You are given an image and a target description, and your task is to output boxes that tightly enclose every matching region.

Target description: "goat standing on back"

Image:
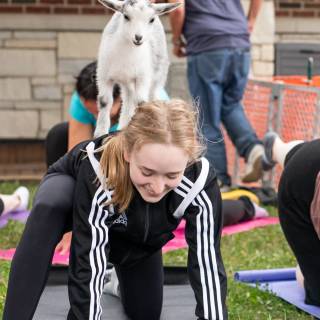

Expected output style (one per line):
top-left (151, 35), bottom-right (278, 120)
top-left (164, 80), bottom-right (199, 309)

top-left (94, 0), bottom-right (180, 137)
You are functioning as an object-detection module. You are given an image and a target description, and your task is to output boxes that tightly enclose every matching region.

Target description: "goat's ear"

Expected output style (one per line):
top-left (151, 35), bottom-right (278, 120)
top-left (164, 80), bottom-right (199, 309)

top-left (152, 2), bottom-right (181, 16)
top-left (98, 0), bottom-right (123, 12)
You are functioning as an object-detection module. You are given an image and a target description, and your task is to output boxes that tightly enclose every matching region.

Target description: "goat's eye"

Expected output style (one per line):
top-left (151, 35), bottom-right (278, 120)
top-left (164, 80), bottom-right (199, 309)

top-left (124, 14), bottom-right (130, 21)
top-left (149, 17), bottom-right (155, 24)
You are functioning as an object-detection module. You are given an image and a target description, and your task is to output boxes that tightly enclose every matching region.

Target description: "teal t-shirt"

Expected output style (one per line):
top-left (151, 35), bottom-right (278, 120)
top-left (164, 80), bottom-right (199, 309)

top-left (69, 89), bottom-right (170, 133)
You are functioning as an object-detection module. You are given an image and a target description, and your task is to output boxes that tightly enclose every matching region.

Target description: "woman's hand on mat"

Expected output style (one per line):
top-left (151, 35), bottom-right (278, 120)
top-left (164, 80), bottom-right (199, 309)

top-left (55, 231), bottom-right (72, 255)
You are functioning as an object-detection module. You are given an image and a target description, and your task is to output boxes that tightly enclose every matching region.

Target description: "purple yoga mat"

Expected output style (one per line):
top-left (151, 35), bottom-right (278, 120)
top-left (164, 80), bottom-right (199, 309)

top-left (234, 268), bottom-right (296, 283)
top-left (0, 218), bottom-right (8, 228)
top-left (7, 210), bottom-right (30, 222)
top-left (234, 268), bottom-right (320, 319)
top-left (0, 210), bottom-right (30, 228)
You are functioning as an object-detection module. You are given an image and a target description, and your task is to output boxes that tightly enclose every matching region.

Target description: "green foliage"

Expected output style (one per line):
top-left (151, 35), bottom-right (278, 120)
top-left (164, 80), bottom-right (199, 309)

top-left (0, 182), bottom-right (315, 319)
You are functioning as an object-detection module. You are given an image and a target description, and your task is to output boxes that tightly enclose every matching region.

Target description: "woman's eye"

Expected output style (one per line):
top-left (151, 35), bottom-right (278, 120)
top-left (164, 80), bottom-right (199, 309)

top-left (124, 14), bottom-right (130, 21)
top-left (167, 174), bottom-right (178, 180)
top-left (142, 171), bottom-right (152, 177)
top-left (149, 17), bottom-right (155, 24)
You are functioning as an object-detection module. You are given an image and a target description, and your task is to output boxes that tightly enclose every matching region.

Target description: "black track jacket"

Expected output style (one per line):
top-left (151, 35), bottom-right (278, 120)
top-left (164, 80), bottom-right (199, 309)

top-left (48, 135), bottom-right (227, 320)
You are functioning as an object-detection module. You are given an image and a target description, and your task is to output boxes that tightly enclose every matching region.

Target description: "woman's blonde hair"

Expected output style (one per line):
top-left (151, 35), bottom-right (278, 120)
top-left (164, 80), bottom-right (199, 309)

top-left (100, 99), bottom-right (205, 212)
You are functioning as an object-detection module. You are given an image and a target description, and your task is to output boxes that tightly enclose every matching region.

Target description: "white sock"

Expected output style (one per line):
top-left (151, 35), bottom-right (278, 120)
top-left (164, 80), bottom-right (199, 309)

top-left (0, 194), bottom-right (20, 216)
top-left (272, 137), bottom-right (304, 168)
top-left (103, 267), bottom-right (120, 298)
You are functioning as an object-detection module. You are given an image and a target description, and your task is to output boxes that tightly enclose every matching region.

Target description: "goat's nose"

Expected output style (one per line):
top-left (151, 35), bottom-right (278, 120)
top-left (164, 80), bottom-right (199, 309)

top-left (135, 34), bottom-right (143, 42)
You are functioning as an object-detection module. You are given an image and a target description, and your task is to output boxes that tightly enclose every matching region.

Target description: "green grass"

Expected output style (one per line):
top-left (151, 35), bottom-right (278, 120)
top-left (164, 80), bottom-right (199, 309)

top-left (0, 182), bottom-right (315, 319)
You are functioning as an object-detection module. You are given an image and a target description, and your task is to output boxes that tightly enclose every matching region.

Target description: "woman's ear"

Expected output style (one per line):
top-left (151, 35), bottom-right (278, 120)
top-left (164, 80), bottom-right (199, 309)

top-left (124, 148), bottom-right (130, 163)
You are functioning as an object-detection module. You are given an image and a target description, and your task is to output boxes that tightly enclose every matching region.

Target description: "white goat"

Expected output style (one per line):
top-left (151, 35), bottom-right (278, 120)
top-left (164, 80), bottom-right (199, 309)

top-left (95, 0), bottom-right (180, 137)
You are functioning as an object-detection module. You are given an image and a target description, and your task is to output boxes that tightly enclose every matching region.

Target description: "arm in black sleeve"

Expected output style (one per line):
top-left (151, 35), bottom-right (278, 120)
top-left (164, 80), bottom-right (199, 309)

top-left (67, 164), bottom-right (111, 320)
top-left (184, 172), bottom-right (227, 320)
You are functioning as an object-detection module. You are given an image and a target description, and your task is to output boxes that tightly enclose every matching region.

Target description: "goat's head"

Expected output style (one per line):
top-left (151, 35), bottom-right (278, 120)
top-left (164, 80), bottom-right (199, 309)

top-left (98, 0), bottom-right (180, 46)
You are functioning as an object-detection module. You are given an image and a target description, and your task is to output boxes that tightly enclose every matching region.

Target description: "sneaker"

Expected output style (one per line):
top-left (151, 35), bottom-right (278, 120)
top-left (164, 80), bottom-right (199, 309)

top-left (13, 186), bottom-right (29, 211)
top-left (253, 202), bottom-right (269, 218)
top-left (103, 267), bottom-right (120, 297)
top-left (217, 179), bottom-right (231, 193)
top-left (262, 132), bottom-right (278, 171)
top-left (241, 144), bottom-right (264, 183)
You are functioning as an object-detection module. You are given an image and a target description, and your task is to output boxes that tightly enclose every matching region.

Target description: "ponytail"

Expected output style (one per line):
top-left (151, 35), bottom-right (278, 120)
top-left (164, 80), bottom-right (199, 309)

top-left (100, 134), bottom-right (134, 212)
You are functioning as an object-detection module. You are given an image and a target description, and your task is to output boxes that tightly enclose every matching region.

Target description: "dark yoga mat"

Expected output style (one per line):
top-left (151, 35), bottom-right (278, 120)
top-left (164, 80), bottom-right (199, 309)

top-left (34, 284), bottom-right (196, 320)
top-left (35, 266), bottom-right (194, 319)
top-left (47, 265), bottom-right (190, 286)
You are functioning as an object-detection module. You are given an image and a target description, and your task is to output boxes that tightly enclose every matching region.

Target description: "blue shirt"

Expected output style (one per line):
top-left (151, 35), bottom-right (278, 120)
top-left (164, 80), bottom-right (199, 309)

top-left (183, 0), bottom-right (250, 55)
top-left (69, 89), bottom-right (170, 133)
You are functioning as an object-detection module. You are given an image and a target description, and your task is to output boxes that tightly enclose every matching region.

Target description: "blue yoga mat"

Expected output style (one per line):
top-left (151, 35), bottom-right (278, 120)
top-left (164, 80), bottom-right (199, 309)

top-left (234, 268), bottom-right (320, 319)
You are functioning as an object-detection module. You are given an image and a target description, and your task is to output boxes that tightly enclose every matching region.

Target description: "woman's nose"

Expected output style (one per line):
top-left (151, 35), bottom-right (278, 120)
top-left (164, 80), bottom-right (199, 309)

top-left (151, 177), bottom-right (165, 194)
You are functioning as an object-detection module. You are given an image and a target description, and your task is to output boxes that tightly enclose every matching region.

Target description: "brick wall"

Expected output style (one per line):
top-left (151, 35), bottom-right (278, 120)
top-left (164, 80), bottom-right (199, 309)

top-left (0, 0), bottom-right (318, 19)
top-left (275, 0), bottom-right (320, 18)
top-left (0, 0), bottom-right (112, 14)
top-left (0, 0), bottom-right (165, 14)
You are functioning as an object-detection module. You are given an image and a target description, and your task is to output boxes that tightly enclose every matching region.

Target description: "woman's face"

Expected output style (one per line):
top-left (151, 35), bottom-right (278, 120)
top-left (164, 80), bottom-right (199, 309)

top-left (125, 143), bottom-right (189, 203)
top-left (82, 99), bottom-right (98, 117)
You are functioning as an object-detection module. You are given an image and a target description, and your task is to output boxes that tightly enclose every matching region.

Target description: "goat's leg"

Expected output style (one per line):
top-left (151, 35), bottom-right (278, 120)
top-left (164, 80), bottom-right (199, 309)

top-left (118, 83), bottom-right (135, 129)
top-left (135, 76), bottom-right (151, 104)
top-left (94, 82), bottom-right (114, 138)
top-left (149, 84), bottom-right (163, 101)
top-left (150, 61), bottom-right (169, 101)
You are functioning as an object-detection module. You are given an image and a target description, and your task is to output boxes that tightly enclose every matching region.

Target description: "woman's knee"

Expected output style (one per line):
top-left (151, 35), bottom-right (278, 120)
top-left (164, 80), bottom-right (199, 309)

top-left (35, 173), bottom-right (75, 209)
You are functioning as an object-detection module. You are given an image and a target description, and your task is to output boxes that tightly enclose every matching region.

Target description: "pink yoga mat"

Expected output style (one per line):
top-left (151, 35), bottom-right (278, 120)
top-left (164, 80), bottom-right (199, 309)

top-left (162, 217), bottom-right (279, 253)
top-left (0, 216), bottom-right (279, 266)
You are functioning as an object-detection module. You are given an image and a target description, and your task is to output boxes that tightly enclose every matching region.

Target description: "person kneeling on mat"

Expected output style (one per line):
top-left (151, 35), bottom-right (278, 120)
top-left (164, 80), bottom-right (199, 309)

top-left (261, 131), bottom-right (320, 307)
top-left (4, 100), bottom-right (227, 320)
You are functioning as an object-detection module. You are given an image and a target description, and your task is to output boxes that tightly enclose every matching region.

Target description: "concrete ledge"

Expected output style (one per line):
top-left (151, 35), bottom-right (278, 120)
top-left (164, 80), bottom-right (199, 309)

top-left (276, 17), bottom-right (320, 34)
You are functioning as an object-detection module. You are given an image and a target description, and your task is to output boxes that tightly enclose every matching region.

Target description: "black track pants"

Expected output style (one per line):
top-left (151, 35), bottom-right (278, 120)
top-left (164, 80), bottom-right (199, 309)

top-left (116, 250), bottom-right (164, 320)
top-left (0, 197), bottom-right (4, 215)
top-left (222, 197), bottom-right (255, 226)
top-left (3, 172), bottom-right (74, 320)
top-left (278, 140), bottom-right (320, 306)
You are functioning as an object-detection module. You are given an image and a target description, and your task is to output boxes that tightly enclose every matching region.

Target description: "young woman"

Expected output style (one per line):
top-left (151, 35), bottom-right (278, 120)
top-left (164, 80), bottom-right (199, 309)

top-left (46, 61), bottom-right (170, 254)
top-left (262, 131), bottom-right (320, 306)
top-left (4, 99), bottom-right (227, 320)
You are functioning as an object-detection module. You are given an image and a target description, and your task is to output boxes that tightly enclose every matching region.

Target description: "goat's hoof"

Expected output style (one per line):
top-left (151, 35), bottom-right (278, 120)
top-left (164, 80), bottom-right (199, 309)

top-left (94, 128), bottom-right (109, 138)
top-left (137, 100), bottom-right (146, 106)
